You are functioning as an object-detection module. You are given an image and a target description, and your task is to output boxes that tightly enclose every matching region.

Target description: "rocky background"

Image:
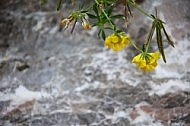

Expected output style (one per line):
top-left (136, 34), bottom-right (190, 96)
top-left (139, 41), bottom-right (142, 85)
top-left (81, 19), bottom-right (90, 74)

top-left (0, 0), bottom-right (190, 126)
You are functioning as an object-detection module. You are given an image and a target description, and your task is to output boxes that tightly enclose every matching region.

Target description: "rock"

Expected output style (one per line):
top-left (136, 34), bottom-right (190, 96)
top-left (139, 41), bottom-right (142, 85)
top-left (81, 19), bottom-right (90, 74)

top-left (0, 0), bottom-right (190, 126)
top-left (77, 112), bottom-right (96, 125)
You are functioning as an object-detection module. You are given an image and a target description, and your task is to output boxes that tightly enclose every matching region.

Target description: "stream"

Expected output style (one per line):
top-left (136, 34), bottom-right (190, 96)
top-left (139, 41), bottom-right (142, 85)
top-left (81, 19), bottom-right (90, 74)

top-left (0, 0), bottom-right (190, 126)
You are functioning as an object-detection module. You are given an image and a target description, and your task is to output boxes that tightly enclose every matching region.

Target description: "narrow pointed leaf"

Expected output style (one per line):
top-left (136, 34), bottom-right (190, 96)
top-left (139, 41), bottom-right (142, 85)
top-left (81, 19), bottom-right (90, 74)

top-left (104, 27), bottom-right (113, 30)
top-left (162, 24), bottom-right (174, 47)
top-left (110, 20), bottom-right (115, 27)
top-left (142, 43), bottom-right (146, 52)
top-left (93, 4), bottom-right (99, 15)
top-left (80, 10), bottom-right (88, 13)
top-left (148, 22), bottom-right (156, 42)
top-left (86, 13), bottom-right (97, 19)
top-left (150, 14), bottom-right (156, 19)
top-left (144, 21), bottom-right (156, 50)
top-left (101, 30), bottom-right (106, 40)
top-left (108, 5), bottom-right (114, 17)
top-left (116, 30), bottom-right (123, 33)
top-left (79, 3), bottom-right (85, 9)
top-left (156, 26), bottom-right (166, 63)
top-left (56, 0), bottom-right (63, 11)
top-left (98, 29), bottom-right (102, 39)
top-left (110, 14), bottom-right (124, 19)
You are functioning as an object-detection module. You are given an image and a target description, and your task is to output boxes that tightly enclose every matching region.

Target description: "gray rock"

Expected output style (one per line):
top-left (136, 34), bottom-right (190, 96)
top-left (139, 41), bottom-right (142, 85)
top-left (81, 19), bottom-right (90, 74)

top-left (77, 112), bottom-right (96, 125)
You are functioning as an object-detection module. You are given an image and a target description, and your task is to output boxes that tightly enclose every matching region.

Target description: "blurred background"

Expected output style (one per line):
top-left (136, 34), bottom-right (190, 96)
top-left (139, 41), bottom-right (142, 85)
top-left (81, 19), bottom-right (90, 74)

top-left (0, 0), bottom-right (190, 126)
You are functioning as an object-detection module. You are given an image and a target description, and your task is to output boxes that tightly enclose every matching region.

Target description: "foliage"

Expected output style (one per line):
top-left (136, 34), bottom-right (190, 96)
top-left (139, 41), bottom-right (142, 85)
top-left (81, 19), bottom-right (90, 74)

top-left (40, 0), bottom-right (174, 72)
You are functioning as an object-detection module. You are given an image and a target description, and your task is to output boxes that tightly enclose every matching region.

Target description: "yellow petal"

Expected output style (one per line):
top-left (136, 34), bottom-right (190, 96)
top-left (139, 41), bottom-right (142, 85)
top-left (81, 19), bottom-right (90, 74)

top-left (151, 52), bottom-right (160, 60)
top-left (132, 54), bottom-right (141, 63)
top-left (104, 33), bottom-right (129, 51)
top-left (112, 36), bottom-right (119, 43)
top-left (121, 36), bottom-right (129, 45)
top-left (105, 37), bottom-right (112, 45)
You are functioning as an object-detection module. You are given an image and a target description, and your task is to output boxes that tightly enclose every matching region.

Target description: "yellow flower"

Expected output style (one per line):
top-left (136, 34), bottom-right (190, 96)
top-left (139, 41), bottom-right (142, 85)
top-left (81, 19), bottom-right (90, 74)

top-left (104, 33), bottom-right (130, 51)
top-left (82, 20), bottom-right (91, 30)
top-left (132, 52), bottom-right (160, 71)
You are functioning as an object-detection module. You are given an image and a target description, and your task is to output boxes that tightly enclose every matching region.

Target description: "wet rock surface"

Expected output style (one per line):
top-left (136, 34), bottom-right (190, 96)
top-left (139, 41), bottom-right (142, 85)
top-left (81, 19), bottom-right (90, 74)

top-left (0, 0), bottom-right (190, 126)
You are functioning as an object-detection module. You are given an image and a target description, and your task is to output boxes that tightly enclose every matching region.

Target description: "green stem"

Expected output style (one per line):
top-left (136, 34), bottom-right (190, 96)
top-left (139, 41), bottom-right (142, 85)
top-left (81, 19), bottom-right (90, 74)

top-left (94, 0), bottom-right (116, 30)
top-left (85, 3), bottom-right (93, 11)
top-left (129, 39), bottom-right (143, 53)
top-left (128, 1), bottom-right (153, 20)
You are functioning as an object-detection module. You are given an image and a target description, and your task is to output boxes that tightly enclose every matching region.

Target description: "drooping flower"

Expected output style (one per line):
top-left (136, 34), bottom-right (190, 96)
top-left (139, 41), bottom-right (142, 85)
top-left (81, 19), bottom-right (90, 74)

top-left (132, 52), bottom-right (160, 71)
top-left (82, 19), bottom-right (91, 30)
top-left (60, 15), bottom-right (75, 29)
top-left (104, 33), bottom-right (130, 51)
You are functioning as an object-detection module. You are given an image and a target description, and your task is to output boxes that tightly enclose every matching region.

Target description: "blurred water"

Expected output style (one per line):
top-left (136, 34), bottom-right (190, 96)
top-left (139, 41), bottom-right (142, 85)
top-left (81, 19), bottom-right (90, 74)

top-left (0, 0), bottom-right (190, 125)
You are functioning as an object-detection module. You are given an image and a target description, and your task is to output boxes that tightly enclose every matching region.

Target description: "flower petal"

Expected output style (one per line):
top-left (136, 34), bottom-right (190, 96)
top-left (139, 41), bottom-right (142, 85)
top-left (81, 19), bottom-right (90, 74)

top-left (132, 52), bottom-right (160, 72)
top-left (104, 33), bottom-right (129, 51)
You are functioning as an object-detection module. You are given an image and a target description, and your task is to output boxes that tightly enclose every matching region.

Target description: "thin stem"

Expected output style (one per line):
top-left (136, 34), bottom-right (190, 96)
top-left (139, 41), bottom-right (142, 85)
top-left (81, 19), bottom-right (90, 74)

top-left (85, 3), bottom-right (93, 11)
top-left (129, 39), bottom-right (143, 53)
top-left (128, 1), bottom-right (153, 19)
top-left (126, 3), bottom-right (133, 18)
top-left (94, 0), bottom-right (116, 30)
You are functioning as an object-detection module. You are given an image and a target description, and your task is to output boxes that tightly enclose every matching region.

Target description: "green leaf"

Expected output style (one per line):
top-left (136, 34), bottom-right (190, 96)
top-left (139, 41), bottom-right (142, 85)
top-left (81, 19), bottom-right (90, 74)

top-left (150, 14), bottom-right (156, 19)
top-left (104, 27), bottom-right (113, 30)
top-left (156, 25), bottom-right (166, 63)
top-left (162, 24), bottom-right (174, 47)
top-left (113, 23), bottom-right (117, 31)
top-left (93, 4), bottom-right (99, 15)
top-left (98, 29), bottom-right (102, 38)
top-left (116, 30), bottom-right (123, 33)
top-left (110, 20), bottom-right (115, 26)
top-left (101, 18), bottom-right (109, 24)
top-left (86, 13), bottom-right (97, 19)
top-left (108, 5), bottom-right (114, 17)
top-left (101, 30), bottom-right (106, 40)
top-left (145, 21), bottom-right (156, 49)
top-left (80, 10), bottom-right (88, 13)
top-left (92, 23), bottom-right (98, 27)
top-left (79, 3), bottom-right (85, 9)
top-left (92, 22), bottom-right (101, 27)
top-left (56, 0), bottom-right (62, 11)
top-left (110, 14), bottom-right (124, 19)
top-left (142, 43), bottom-right (146, 52)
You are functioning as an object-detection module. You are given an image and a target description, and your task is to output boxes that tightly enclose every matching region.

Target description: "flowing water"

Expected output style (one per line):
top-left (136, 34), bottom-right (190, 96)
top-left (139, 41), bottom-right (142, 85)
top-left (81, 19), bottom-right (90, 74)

top-left (0, 0), bottom-right (190, 126)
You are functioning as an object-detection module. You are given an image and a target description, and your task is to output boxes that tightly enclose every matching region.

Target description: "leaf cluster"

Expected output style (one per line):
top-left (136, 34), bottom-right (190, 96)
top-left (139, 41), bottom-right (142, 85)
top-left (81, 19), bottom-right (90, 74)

top-left (40, 0), bottom-right (175, 63)
top-left (86, 1), bottom-right (124, 40)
